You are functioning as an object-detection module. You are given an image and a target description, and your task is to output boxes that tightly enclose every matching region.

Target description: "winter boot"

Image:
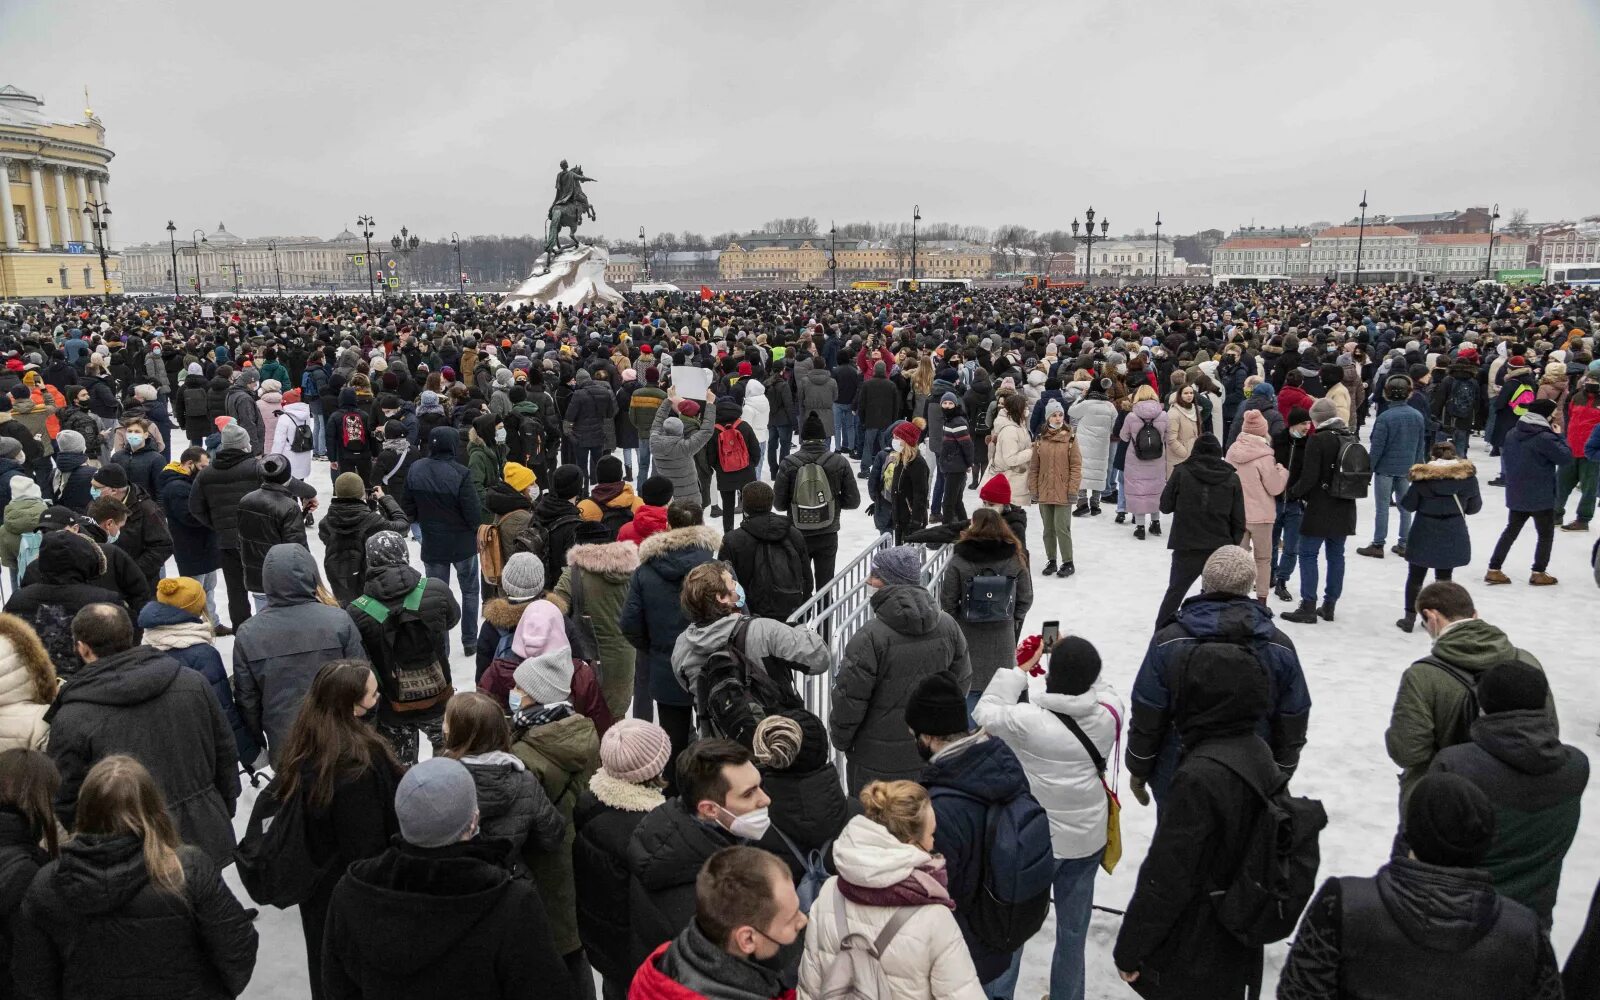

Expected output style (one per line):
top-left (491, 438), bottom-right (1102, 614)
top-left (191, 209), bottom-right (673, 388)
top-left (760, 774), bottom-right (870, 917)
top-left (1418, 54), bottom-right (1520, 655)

top-left (1089, 500), bottom-right (1103, 516)
top-left (1149, 518), bottom-right (1162, 537)
top-left (1281, 600), bottom-right (1319, 624)
top-left (1133, 524), bottom-right (1146, 540)
top-left (1043, 560), bottom-right (1058, 576)
top-left (1317, 600), bottom-right (1337, 622)
top-left (1072, 502), bottom-right (1091, 517)
top-left (1484, 568), bottom-right (1512, 585)
top-left (1356, 543), bottom-right (1385, 559)
top-left (1488, 476), bottom-right (1506, 487)
top-left (1101, 488), bottom-right (1119, 504)
top-left (1395, 612), bottom-right (1416, 633)
top-left (1115, 511), bottom-right (1127, 524)
top-left (1561, 519), bottom-right (1591, 532)
top-left (1057, 561), bottom-right (1075, 578)
top-left (1272, 579), bottom-right (1293, 602)
top-left (1530, 571), bottom-right (1559, 586)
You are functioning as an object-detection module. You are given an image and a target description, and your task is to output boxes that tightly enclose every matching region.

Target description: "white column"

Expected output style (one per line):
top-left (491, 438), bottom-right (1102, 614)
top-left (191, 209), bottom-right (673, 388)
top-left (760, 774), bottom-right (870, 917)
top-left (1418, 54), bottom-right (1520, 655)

top-left (0, 157), bottom-right (17, 249)
top-left (74, 170), bottom-right (90, 245)
top-left (52, 167), bottom-right (72, 248)
top-left (27, 160), bottom-right (51, 249)
top-left (91, 174), bottom-right (109, 247)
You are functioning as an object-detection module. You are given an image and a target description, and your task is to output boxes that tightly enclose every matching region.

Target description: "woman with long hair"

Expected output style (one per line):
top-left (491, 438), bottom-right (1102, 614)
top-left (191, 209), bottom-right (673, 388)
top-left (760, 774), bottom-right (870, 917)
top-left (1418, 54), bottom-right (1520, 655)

top-left (0, 748), bottom-right (60, 997)
top-left (940, 507), bottom-right (1032, 713)
top-left (799, 780), bottom-right (985, 1000)
top-left (275, 660), bottom-right (402, 1000)
top-left (14, 755), bottom-right (258, 1000)
top-left (442, 691), bottom-right (562, 869)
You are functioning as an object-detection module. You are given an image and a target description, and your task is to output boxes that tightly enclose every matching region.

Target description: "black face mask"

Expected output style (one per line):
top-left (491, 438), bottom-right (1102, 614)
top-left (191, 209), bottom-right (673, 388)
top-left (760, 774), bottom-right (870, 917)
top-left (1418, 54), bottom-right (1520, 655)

top-left (914, 738), bottom-right (935, 762)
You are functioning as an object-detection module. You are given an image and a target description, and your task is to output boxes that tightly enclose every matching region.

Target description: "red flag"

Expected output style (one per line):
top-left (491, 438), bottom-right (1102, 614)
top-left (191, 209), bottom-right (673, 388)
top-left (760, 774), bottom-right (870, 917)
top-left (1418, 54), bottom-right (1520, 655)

top-left (699, 285), bottom-right (713, 301)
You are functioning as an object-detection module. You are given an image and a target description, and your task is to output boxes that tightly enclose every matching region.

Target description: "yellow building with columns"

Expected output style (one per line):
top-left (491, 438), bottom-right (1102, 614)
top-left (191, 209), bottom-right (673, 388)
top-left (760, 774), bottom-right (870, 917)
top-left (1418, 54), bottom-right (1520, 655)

top-left (0, 85), bottom-right (122, 299)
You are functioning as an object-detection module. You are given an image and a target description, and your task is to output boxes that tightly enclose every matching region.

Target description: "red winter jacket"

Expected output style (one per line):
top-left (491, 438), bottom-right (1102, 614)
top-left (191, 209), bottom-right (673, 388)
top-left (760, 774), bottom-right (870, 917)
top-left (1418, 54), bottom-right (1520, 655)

top-left (628, 942), bottom-right (796, 1000)
top-left (618, 504), bottom-right (669, 545)
top-left (1565, 395), bottom-right (1600, 458)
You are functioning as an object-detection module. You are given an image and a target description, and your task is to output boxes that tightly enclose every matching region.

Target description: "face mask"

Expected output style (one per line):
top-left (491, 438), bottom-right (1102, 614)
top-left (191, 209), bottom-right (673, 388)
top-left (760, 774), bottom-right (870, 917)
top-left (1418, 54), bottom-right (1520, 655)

top-left (495, 428), bottom-right (507, 444)
top-left (721, 805), bottom-right (771, 841)
top-left (89, 486), bottom-right (102, 500)
top-left (126, 433), bottom-right (145, 450)
top-left (734, 582), bottom-right (747, 609)
top-left (915, 738), bottom-right (936, 762)
top-left (1291, 428), bottom-right (1307, 439)
top-left (508, 690), bottom-right (525, 712)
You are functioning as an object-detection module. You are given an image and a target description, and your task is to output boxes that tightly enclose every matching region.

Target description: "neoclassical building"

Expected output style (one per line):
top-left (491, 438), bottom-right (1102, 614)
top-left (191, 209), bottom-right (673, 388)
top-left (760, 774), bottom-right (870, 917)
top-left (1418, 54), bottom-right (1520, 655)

top-left (121, 223), bottom-right (368, 294)
top-left (0, 84), bottom-right (121, 298)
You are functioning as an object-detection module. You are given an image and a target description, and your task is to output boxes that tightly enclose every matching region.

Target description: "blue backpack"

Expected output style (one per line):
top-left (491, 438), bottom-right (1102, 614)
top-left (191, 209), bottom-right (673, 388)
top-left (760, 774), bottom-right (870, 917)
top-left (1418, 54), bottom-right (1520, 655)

top-left (929, 785), bottom-right (1054, 952)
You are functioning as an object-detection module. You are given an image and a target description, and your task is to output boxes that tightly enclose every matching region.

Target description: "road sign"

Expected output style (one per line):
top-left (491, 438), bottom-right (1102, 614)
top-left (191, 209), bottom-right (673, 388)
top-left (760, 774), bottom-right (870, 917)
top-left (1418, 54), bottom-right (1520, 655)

top-left (387, 277), bottom-right (399, 288)
top-left (387, 260), bottom-right (397, 270)
top-left (352, 254), bottom-right (365, 265)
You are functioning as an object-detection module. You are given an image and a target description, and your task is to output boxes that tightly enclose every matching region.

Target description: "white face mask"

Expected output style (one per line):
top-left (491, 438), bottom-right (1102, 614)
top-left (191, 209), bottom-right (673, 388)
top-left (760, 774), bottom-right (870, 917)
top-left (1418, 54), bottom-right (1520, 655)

top-left (495, 427), bottom-right (507, 444)
top-left (721, 805), bottom-right (771, 841)
top-left (508, 690), bottom-right (524, 712)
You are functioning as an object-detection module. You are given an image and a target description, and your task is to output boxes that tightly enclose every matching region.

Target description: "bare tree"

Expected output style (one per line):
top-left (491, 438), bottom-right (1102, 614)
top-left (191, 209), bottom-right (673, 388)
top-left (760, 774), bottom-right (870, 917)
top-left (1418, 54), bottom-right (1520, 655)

top-left (1506, 208), bottom-right (1530, 234)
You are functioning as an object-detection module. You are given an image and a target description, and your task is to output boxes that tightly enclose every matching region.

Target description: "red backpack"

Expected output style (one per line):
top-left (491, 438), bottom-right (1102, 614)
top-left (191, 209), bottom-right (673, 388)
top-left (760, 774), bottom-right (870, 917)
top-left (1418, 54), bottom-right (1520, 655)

top-left (716, 420), bottom-right (750, 473)
top-left (341, 411), bottom-right (367, 450)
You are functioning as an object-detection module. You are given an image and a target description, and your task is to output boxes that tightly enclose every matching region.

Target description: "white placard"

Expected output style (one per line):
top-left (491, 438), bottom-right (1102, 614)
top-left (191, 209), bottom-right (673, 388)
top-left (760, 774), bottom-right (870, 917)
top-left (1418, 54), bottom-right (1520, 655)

top-left (200, 306), bottom-right (215, 318)
top-left (669, 365), bottom-right (712, 399)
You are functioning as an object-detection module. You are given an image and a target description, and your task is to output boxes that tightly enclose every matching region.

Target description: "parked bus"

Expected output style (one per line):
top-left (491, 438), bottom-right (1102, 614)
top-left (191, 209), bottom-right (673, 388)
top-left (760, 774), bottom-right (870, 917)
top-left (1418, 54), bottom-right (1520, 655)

top-left (894, 277), bottom-right (972, 291)
top-left (1212, 274), bottom-right (1291, 288)
top-left (1547, 262), bottom-right (1600, 287)
top-left (850, 280), bottom-right (891, 291)
top-left (1022, 275), bottom-right (1085, 290)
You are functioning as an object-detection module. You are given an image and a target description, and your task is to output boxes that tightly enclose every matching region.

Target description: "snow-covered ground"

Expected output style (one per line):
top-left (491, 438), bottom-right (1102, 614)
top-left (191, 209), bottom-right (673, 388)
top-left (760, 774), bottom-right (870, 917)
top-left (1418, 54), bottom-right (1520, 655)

top-left (206, 429), bottom-right (1598, 1000)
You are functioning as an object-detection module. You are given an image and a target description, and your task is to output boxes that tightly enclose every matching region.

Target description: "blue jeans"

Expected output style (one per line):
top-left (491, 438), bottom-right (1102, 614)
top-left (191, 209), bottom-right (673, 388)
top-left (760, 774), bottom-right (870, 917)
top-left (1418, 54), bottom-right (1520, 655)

top-left (1050, 851), bottom-right (1103, 1000)
top-left (833, 404), bottom-right (857, 453)
top-left (859, 427), bottom-right (885, 474)
top-left (931, 469), bottom-right (947, 516)
top-left (1371, 473), bottom-right (1411, 545)
top-left (196, 570), bottom-right (218, 626)
top-left (1451, 428), bottom-right (1470, 460)
top-left (1297, 534), bottom-right (1346, 603)
top-left (636, 438), bottom-right (652, 489)
top-left (309, 398), bottom-right (327, 456)
top-left (767, 425), bottom-right (792, 470)
top-left (577, 446), bottom-right (605, 488)
top-left (425, 554), bottom-right (480, 650)
top-left (1274, 498), bottom-right (1303, 583)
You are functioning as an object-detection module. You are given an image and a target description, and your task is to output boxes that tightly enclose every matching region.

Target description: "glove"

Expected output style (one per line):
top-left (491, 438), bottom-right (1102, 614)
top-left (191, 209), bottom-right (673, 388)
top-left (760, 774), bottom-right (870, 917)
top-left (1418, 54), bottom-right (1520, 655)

top-left (1129, 776), bottom-right (1150, 807)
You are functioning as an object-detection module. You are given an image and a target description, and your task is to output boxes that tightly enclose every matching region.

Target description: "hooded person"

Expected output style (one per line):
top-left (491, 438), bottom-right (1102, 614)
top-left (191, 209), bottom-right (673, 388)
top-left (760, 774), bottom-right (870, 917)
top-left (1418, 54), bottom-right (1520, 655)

top-left (530, 463), bottom-right (585, 583)
top-left (320, 756), bottom-right (576, 1000)
top-left (231, 544), bottom-right (367, 765)
top-left (401, 426), bottom-right (482, 655)
top-left (2, 528), bottom-right (122, 678)
top-left (550, 526), bottom-right (642, 721)
top-left (235, 453), bottom-right (312, 598)
top-left (49, 428), bottom-right (97, 513)
top-left (318, 471), bottom-right (410, 606)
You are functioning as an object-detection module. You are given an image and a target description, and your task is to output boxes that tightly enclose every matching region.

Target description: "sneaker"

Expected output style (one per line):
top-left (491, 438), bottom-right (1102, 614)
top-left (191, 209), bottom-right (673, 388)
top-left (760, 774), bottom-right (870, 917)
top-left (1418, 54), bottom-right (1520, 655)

top-left (1149, 519), bottom-right (1162, 536)
top-left (1356, 543), bottom-right (1385, 559)
top-left (1530, 571), bottom-right (1558, 586)
top-left (1561, 520), bottom-right (1591, 532)
top-left (1057, 562), bottom-right (1075, 578)
top-left (1391, 543), bottom-right (1407, 558)
top-left (1133, 525), bottom-right (1146, 540)
top-left (1484, 569), bottom-right (1512, 585)
top-left (1042, 560), bottom-right (1058, 575)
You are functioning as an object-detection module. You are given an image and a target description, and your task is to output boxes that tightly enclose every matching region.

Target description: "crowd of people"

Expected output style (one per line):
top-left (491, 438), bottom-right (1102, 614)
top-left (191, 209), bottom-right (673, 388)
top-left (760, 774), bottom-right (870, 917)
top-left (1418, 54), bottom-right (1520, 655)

top-left (0, 276), bottom-right (1594, 1000)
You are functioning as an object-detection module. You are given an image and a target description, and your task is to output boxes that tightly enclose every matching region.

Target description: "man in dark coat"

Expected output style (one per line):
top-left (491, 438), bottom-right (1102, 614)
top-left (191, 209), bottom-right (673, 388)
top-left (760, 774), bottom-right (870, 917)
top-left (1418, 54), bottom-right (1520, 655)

top-left (46, 603), bottom-right (239, 864)
top-left (1154, 433), bottom-right (1246, 627)
top-left (1485, 399), bottom-right (1572, 586)
top-left (236, 454), bottom-right (313, 600)
top-left (90, 464), bottom-right (174, 594)
top-left (157, 447), bottom-right (224, 628)
top-left (855, 361), bottom-right (900, 475)
top-left (190, 420), bottom-right (262, 631)
top-left (326, 386), bottom-right (375, 483)
top-left (1127, 544), bottom-right (1311, 806)
top-left (1283, 397), bottom-right (1358, 623)
top-left (1278, 772), bottom-right (1565, 1000)
top-left (173, 365), bottom-right (213, 444)
top-left (717, 482), bottom-right (812, 623)
top-left (403, 426), bottom-right (482, 656)
top-left (1113, 638), bottom-right (1280, 999)
top-left (564, 368), bottom-right (617, 486)
top-left (321, 757), bottom-right (574, 1000)
top-left (773, 412), bottom-right (861, 586)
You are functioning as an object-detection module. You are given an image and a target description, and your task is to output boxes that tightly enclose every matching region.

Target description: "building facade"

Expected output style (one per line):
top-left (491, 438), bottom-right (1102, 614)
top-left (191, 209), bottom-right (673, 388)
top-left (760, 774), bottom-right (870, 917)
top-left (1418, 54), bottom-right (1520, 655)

top-left (0, 85), bottom-right (122, 298)
top-left (605, 253), bottom-right (641, 285)
top-left (1385, 208), bottom-right (1494, 236)
top-left (121, 223), bottom-right (368, 293)
top-left (1072, 238), bottom-right (1187, 279)
top-left (1308, 225), bottom-right (1418, 278)
top-left (1536, 226), bottom-right (1600, 268)
top-left (1414, 233), bottom-right (1530, 277)
top-left (717, 234), bottom-right (997, 283)
top-left (1210, 237), bottom-right (1310, 277)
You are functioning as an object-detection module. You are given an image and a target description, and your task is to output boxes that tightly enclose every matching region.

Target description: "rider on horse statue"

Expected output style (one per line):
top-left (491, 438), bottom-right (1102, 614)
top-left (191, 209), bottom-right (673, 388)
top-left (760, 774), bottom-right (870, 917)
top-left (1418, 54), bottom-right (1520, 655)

top-left (543, 159), bottom-right (597, 268)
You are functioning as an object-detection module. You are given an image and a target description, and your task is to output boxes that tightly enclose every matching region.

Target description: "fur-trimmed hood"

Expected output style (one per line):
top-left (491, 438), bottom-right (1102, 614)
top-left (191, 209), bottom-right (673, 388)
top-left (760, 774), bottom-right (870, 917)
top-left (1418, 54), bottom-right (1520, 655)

top-left (567, 540), bottom-right (640, 579)
top-left (482, 596), bottom-right (531, 632)
top-left (1409, 459), bottom-right (1477, 481)
top-left (636, 524), bottom-right (722, 565)
top-left (0, 612), bottom-right (56, 708)
top-left (589, 770), bottom-right (666, 813)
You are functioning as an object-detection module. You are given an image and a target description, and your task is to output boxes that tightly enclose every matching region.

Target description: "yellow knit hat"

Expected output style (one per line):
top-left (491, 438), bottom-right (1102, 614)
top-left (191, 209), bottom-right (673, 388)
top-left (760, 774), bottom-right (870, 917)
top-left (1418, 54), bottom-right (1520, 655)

top-left (503, 462), bottom-right (536, 493)
top-left (156, 577), bottom-right (207, 618)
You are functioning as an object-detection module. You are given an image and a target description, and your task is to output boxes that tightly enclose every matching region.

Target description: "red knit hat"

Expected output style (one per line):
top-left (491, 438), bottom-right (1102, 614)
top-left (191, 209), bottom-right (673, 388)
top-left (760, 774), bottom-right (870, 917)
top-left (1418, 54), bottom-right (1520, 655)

top-left (891, 422), bottom-right (920, 448)
top-left (737, 361), bottom-right (752, 376)
top-left (979, 474), bottom-right (1012, 506)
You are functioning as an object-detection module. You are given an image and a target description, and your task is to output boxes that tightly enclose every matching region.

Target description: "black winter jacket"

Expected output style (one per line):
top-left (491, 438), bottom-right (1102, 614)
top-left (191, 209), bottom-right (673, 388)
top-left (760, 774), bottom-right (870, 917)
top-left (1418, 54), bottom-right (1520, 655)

top-left (626, 797), bottom-right (740, 970)
top-left (402, 428), bottom-right (481, 564)
top-left (0, 808), bottom-right (48, 1000)
top-left (461, 754), bottom-right (564, 869)
top-left (175, 373), bottom-right (212, 441)
top-left (347, 563), bottom-right (461, 698)
top-left (1287, 422), bottom-right (1359, 538)
top-left (318, 494), bottom-right (409, 605)
top-left (14, 836), bottom-right (257, 1000)
top-left (574, 775), bottom-right (668, 983)
top-left (158, 464), bottom-right (221, 576)
top-left (5, 530), bottom-right (124, 677)
top-left (236, 483), bottom-right (308, 593)
top-left (857, 374), bottom-right (901, 430)
top-left (189, 448), bottom-right (261, 549)
top-left (1158, 451), bottom-right (1246, 552)
top-left (717, 512), bottom-right (813, 622)
top-left (114, 484), bottom-right (175, 585)
top-left (773, 440), bottom-right (861, 534)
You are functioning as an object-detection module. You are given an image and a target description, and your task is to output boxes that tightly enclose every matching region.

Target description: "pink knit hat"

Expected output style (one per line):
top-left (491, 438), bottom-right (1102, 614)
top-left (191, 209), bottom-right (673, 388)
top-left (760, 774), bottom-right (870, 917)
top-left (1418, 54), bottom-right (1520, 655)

top-left (600, 719), bottom-right (672, 783)
top-left (1242, 408), bottom-right (1269, 437)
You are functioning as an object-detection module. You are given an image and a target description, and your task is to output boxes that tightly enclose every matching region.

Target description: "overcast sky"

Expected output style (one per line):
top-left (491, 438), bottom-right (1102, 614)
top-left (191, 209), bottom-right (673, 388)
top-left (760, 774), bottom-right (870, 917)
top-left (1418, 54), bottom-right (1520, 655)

top-left (4, 0), bottom-right (1599, 249)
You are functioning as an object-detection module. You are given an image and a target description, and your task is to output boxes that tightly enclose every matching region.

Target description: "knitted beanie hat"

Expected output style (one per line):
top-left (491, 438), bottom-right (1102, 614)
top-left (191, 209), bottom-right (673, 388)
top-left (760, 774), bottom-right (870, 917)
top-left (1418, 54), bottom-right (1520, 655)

top-left (500, 553), bottom-right (546, 602)
top-left (1201, 544), bottom-right (1256, 597)
top-left (334, 472), bottom-right (366, 499)
top-left (600, 719), bottom-right (672, 784)
top-left (155, 577), bottom-right (207, 618)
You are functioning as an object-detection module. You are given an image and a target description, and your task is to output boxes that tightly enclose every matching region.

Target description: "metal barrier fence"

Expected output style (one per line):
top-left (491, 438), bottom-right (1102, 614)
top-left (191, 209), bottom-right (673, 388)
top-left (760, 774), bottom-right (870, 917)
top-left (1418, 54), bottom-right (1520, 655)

top-left (785, 533), bottom-right (954, 723)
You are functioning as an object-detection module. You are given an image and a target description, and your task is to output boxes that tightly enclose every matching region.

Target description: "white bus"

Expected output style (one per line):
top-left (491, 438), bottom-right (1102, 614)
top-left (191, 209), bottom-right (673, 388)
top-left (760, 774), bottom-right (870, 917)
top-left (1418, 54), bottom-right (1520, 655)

top-left (894, 277), bottom-right (972, 292)
top-left (1211, 274), bottom-right (1290, 288)
top-left (1546, 262), bottom-right (1600, 286)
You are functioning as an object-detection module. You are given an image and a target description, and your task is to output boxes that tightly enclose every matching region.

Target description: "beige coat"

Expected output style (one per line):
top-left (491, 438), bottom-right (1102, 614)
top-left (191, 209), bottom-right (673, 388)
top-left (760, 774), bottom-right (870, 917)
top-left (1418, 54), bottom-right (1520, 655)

top-left (987, 410), bottom-right (1035, 504)
top-left (1164, 404), bottom-right (1202, 476)
top-left (1027, 425), bottom-right (1082, 506)
top-left (1325, 382), bottom-right (1353, 425)
top-left (0, 614), bottom-right (55, 753)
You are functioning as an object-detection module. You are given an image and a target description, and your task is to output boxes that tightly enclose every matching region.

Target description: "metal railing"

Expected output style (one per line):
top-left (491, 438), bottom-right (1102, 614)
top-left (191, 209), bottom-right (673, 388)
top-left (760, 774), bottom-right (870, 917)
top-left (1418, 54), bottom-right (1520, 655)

top-left (785, 533), bottom-right (954, 723)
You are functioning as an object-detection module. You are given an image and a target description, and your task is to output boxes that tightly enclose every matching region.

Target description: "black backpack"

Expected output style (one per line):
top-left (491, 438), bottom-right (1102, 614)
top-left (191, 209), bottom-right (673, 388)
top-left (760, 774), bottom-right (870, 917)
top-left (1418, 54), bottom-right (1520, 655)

top-left (962, 567), bottom-right (1017, 624)
top-left (1188, 744), bottom-right (1327, 947)
top-left (695, 618), bottom-right (794, 745)
top-left (598, 504), bottom-right (634, 540)
top-left (1444, 379), bottom-right (1477, 428)
top-left (518, 407), bottom-right (546, 457)
top-left (351, 578), bottom-right (448, 706)
top-left (752, 537), bottom-right (810, 621)
top-left (234, 778), bottom-right (331, 908)
top-left (1133, 416), bottom-right (1164, 461)
top-left (277, 410), bottom-right (313, 453)
top-left (1325, 430), bottom-right (1372, 500)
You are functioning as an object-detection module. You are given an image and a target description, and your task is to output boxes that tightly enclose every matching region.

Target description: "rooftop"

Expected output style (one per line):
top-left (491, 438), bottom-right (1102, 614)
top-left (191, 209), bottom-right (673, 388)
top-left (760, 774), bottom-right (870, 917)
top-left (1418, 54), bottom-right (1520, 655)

top-left (1217, 237), bottom-right (1307, 250)
top-left (1390, 211), bottom-right (1462, 224)
top-left (1418, 233), bottom-right (1528, 245)
top-left (1316, 225), bottom-right (1414, 238)
top-left (0, 84), bottom-right (95, 130)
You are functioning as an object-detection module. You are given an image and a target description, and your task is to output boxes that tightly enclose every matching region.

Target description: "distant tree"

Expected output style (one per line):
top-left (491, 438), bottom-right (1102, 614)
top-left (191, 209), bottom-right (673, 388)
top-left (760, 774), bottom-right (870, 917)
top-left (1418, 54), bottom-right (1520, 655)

top-left (1506, 208), bottom-right (1530, 234)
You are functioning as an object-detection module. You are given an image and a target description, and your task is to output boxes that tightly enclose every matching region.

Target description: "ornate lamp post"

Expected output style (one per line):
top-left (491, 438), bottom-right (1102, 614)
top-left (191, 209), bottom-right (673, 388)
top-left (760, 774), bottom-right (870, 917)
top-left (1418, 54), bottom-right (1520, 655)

top-left (165, 221), bottom-right (180, 298)
top-left (1484, 203), bottom-right (1501, 281)
top-left (1071, 207), bottom-right (1110, 287)
top-left (190, 229), bottom-right (206, 296)
top-left (639, 226), bottom-right (648, 281)
top-left (451, 232), bottom-right (464, 295)
top-left (81, 198), bottom-right (112, 301)
top-left (1153, 211), bottom-right (1163, 286)
top-left (1353, 191), bottom-right (1369, 286)
top-left (267, 241), bottom-right (282, 296)
top-left (390, 226), bottom-right (420, 293)
top-left (911, 205), bottom-right (921, 282)
top-left (829, 221), bottom-right (838, 291)
top-left (357, 215), bottom-right (376, 297)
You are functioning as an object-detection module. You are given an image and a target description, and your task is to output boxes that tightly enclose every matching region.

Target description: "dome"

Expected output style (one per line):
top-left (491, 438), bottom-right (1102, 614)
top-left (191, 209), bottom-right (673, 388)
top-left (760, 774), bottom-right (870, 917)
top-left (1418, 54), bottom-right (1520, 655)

top-left (328, 227), bottom-right (360, 243)
top-left (206, 222), bottom-right (244, 245)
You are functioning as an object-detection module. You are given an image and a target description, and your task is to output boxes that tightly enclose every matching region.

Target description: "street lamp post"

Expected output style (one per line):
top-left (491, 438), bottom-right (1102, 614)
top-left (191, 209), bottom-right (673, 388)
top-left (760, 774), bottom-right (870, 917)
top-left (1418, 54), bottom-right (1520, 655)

top-left (268, 241), bottom-right (282, 296)
top-left (165, 221), bottom-right (180, 298)
top-left (357, 215), bottom-right (376, 298)
top-left (911, 205), bottom-right (921, 282)
top-left (81, 199), bottom-right (112, 302)
top-left (639, 227), bottom-right (648, 281)
top-left (1484, 203), bottom-right (1501, 281)
top-left (390, 227), bottom-right (420, 293)
top-left (190, 229), bottom-right (205, 296)
top-left (1153, 211), bottom-right (1163, 286)
top-left (1353, 190), bottom-right (1369, 286)
top-left (829, 221), bottom-right (838, 292)
top-left (451, 232), bottom-right (464, 295)
top-left (1070, 207), bottom-right (1111, 287)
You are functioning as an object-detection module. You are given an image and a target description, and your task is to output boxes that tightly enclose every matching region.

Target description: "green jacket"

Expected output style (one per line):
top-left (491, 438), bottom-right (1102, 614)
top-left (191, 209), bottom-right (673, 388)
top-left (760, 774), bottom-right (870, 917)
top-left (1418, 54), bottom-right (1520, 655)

top-left (1432, 710), bottom-right (1588, 925)
top-left (0, 497), bottom-right (45, 569)
top-left (1385, 618), bottom-right (1555, 808)
top-left (467, 442), bottom-right (507, 525)
top-left (627, 386), bottom-right (667, 437)
top-left (512, 708), bottom-right (599, 955)
top-left (552, 540), bottom-right (640, 721)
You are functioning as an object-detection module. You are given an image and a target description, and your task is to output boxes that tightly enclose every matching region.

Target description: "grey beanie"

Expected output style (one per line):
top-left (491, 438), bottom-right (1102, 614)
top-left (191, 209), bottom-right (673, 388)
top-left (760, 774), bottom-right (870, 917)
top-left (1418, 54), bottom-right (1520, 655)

top-left (56, 429), bottom-right (86, 454)
top-left (395, 757), bottom-right (478, 848)
top-left (220, 420), bottom-right (251, 451)
top-left (500, 553), bottom-right (546, 601)
top-left (1045, 399), bottom-right (1065, 419)
top-left (1308, 397), bottom-right (1338, 425)
top-left (514, 647), bottom-right (575, 706)
top-left (1202, 545), bottom-right (1256, 597)
top-left (663, 415), bottom-right (684, 437)
top-left (871, 545), bottom-right (922, 587)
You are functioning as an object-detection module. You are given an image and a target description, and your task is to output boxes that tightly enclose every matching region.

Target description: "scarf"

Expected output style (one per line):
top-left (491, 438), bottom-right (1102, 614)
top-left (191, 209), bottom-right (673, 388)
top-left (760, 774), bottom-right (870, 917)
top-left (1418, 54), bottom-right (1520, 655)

top-left (837, 858), bottom-right (956, 910)
top-left (141, 620), bottom-right (215, 651)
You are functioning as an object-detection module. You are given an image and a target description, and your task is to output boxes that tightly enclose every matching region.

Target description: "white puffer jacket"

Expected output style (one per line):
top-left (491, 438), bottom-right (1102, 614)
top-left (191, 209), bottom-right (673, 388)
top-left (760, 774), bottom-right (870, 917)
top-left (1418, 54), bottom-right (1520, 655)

top-left (1068, 396), bottom-right (1117, 492)
top-left (798, 816), bottom-right (985, 1000)
top-left (0, 615), bottom-right (55, 752)
top-left (973, 668), bottom-right (1124, 861)
top-left (741, 379), bottom-right (770, 445)
top-left (986, 410), bottom-right (1034, 505)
